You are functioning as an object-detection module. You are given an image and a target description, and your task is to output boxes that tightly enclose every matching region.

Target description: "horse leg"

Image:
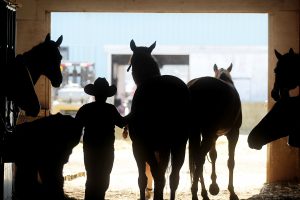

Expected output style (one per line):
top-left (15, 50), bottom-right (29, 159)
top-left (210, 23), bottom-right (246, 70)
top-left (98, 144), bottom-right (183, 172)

top-left (169, 142), bottom-right (186, 200)
top-left (189, 131), bottom-right (201, 200)
top-left (132, 142), bottom-right (147, 200)
top-left (145, 162), bottom-right (153, 199)
top-left (209, 138), bottom-right (220, 196)
top-left (151, 150), bottom-right (169, 200)
top-left (199, 136), bottom-right (215, 200)
top-left (227, 130), bottom-right (239, 200)
top-left (191, 135), bottom-right (214, 200)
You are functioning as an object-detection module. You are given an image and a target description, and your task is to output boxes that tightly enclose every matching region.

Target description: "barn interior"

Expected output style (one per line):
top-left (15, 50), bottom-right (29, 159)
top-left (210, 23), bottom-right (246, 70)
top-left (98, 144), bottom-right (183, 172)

top-left (0, 0), bottom-right (299, 200)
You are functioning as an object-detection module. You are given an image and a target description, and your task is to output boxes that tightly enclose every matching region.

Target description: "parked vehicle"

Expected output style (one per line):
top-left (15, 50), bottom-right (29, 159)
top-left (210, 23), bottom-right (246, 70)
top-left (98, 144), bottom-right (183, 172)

top-left (52, 61), bottom-right (95, 116)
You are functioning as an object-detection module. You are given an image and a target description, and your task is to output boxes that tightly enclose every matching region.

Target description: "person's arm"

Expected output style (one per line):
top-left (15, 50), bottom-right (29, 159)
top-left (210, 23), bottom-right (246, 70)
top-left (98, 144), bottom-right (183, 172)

top-left (113, 106), bottom-right (127, 128)
top-left (75, 107), bottom-right (85, 130)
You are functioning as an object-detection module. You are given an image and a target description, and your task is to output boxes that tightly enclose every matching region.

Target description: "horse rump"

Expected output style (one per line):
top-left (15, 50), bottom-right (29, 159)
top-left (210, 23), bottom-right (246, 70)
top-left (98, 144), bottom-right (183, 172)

top-left (129, 75), bottom-right (190, 149)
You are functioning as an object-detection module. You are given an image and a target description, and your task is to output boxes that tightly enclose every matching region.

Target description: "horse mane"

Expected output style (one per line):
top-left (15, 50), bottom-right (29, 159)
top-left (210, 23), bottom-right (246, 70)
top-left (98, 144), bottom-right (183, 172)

top-left (219, 73), bottom-right (234, 85)
top-left (131, 53), bottom-right (160, 73)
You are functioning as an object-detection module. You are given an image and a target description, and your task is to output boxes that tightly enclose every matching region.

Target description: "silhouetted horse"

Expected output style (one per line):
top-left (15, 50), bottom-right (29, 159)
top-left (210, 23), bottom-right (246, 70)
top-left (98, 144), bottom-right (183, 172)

top-left (127, 40), bottom-right (190, 200)
top-left (271, 48), bottom-right (299, 101)
top-left (248, 49), bottom-right (300, 149)
top-left (9, 113), bottom-right (82, 200)
top-left (188, 64), bottom-right (242, 200)
top-left (1, 33), bottom-right (63, 117)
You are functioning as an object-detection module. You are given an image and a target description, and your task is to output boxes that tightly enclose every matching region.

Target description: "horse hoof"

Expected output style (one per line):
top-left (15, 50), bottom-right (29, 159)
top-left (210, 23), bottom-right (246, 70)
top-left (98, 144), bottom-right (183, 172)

top-left (145, 188), bottom-right (152, 200)
top-left (209, 183), bottom-right (219, 195)
top-left (202, 196), bottom-right (210, 200)
top-left (192, 196), bottom-right (199, 200)
top-left (201, 190), bottom-right (210, 200)
top-left (230, 193), bottom-right (239, 200)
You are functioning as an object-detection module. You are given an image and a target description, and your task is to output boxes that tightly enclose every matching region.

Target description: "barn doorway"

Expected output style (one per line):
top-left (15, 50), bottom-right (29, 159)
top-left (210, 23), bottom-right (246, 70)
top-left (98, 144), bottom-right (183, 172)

top-left (50, 12), bottom-right (268, 199)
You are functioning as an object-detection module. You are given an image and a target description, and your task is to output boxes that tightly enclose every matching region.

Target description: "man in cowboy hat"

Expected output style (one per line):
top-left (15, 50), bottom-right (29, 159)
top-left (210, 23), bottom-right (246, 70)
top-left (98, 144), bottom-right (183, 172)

top-left (75, 77), bottom-right (127, 200)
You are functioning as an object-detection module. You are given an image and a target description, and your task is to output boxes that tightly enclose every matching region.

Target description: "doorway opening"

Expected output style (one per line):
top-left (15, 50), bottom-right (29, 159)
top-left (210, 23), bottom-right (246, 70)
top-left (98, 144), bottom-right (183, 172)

top-left (51, 12), bottom-right (268, 199)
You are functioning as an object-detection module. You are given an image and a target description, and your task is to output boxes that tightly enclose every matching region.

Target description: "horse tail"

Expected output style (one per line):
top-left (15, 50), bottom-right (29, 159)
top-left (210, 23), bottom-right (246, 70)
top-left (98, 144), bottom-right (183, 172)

top-left (188, 132), bottom-right (200, 184)
top-left (188, 138), bottom-right (195, 184)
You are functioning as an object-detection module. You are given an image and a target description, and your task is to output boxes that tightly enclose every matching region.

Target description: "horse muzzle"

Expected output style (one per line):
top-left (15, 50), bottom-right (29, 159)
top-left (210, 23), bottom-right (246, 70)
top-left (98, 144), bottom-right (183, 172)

top-left (271, 89), bottom-right (280, 101)
top-left (247, 134), bottom-right (263, 150)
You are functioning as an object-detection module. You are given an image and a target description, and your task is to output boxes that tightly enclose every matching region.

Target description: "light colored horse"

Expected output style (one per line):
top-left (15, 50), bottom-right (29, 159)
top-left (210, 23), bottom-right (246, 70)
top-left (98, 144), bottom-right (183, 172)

top-left (188, 64), bottom-right (242, 200)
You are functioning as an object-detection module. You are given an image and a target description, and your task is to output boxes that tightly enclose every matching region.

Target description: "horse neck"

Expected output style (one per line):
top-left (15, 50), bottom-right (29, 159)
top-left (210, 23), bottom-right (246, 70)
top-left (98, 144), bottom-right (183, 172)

top-left (132, 54), bottom-right (161, 85)
top-left (218, 73), bottom-right (234, 86)
top-left (134, 68), bottom-right (161, 86)
top-left (20, 52), bottom-right (41, 84)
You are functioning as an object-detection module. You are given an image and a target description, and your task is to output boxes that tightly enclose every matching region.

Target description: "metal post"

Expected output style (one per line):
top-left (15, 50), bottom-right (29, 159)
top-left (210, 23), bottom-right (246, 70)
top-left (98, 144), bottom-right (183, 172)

top-left (0, 1), bottom-right (16, 199)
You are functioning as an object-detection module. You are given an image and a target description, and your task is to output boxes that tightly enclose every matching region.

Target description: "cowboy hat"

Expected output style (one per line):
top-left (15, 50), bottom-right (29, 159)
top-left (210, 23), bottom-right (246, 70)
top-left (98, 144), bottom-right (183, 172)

top-left (84, 77), bottom-right (117, 97)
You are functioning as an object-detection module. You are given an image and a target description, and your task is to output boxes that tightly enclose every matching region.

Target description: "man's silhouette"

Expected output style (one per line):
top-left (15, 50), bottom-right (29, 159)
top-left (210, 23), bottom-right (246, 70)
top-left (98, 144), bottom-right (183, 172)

top-left (75, 77), bottom-right (126, 200)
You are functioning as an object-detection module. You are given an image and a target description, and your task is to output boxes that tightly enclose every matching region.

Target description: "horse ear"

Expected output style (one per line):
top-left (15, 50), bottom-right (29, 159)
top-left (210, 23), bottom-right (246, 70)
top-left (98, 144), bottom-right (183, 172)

top-left (213, 64), bottom-right (218, 72)
top-left (227, 63), bottom-right (233, 72)
top-left (130, 40), bottom-right (136, 51)
top-left (45, 33), bottom-right (51, 42)
top-left (289, 48), bottom-right (295, 54)
top-left (274, 49), bottom-right (282, 59)
top-left (55, 35), bottom-right (63, 47)
top-left (148, 41), bottom-right (156, 53)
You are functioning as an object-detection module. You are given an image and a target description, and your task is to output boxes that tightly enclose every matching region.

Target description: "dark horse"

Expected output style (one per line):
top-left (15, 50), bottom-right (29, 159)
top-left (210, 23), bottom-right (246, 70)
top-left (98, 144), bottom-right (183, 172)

top-left (248, 48), bottom-right (300, 149)
top-left (1, 33), bottom-right (63, 117)
top-left (7, 113), bottom-right (82, 200)
top-left (188, 64), bottom-right (242, 200)
top-left (127, 40), bottom-right (190, 200)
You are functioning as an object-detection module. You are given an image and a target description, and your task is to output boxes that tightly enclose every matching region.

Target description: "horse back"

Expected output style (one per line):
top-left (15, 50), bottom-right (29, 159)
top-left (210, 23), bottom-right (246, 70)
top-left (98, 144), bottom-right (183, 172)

top-left (188, 76), bottom-right (242, 133)
top-left (129, 75), bottom-right (190, 148)
top-left (13, 113), bottom-right (82, 163)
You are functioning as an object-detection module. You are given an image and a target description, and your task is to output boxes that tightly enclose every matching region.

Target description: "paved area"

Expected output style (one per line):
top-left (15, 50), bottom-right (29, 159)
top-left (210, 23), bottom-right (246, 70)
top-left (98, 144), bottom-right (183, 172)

top-left (63, 134), bottom-right (272, 199)
top-left (248, 182), bottom-right (300, 200)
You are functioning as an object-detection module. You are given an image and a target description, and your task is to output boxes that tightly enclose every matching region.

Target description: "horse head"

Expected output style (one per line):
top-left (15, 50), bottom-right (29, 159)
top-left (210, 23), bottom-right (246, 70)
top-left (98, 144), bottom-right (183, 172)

top-left (40, 33), bottom-right (63, 87)
top-left (128, 40), bottom-right (161, 85)
top-left (23, 33), bottom-right (63, 88)
top-left (213, 63), bottom-right (234, 85)
top-left (271, 48), bottom-right (300, 101)
top-left (6, 34), bottom-right (63, 117)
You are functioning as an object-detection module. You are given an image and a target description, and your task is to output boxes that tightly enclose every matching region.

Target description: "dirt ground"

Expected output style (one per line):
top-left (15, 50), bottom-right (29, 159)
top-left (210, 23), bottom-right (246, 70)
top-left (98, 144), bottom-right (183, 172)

top-left (63, 134), bottom-right (267, 200)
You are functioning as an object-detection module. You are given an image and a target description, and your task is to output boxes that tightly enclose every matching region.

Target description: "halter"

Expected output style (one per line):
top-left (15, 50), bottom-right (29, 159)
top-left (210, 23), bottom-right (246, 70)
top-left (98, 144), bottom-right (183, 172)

top-left (127, 64), bottom-right (132, 72)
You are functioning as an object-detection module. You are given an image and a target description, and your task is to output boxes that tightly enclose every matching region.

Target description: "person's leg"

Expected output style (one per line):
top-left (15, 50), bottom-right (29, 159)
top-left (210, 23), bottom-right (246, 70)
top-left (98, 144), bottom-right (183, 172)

top-left (84, 146), bottom-right (114, 200)
top-left (84, 148), bottom-right (98, 200)
top-left (98, 148), bottom-right (114, 199)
